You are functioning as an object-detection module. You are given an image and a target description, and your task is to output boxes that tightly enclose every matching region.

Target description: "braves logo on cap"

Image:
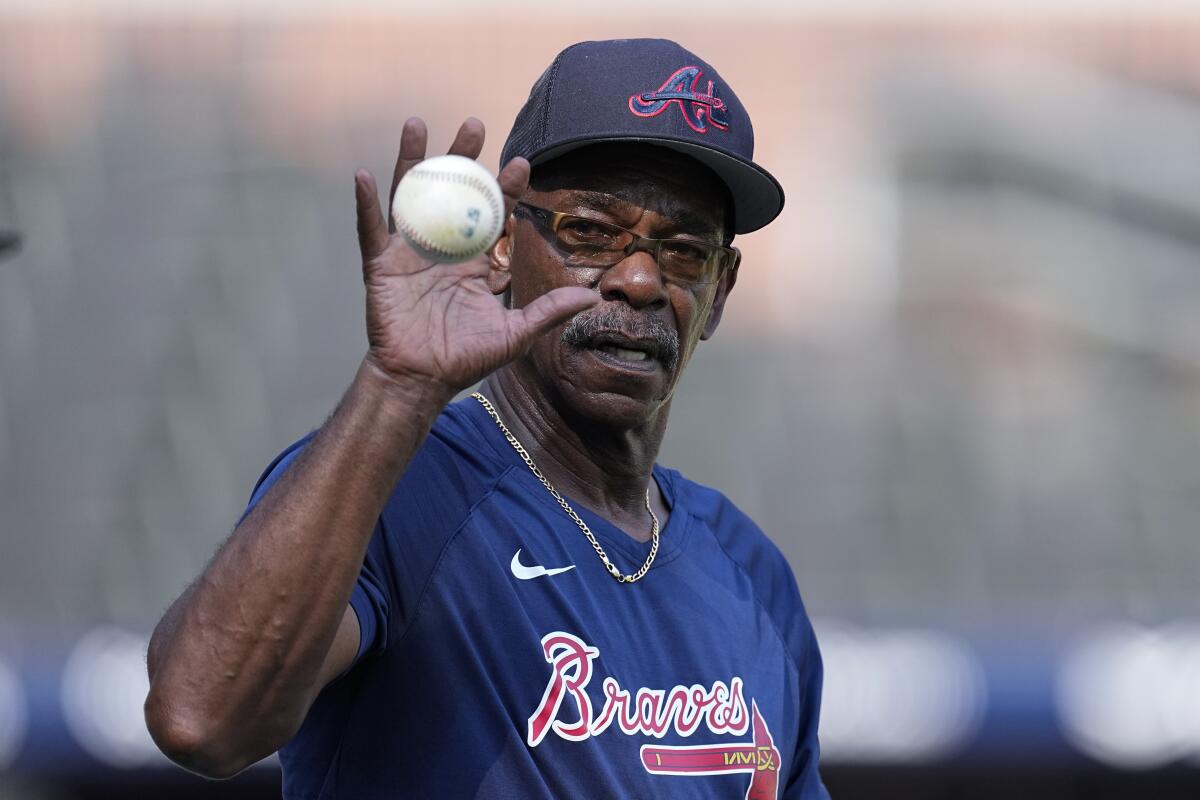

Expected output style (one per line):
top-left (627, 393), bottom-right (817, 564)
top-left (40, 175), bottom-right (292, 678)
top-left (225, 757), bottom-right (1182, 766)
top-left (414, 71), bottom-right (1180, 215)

top-left (628, 66), bottom-right (731, 133)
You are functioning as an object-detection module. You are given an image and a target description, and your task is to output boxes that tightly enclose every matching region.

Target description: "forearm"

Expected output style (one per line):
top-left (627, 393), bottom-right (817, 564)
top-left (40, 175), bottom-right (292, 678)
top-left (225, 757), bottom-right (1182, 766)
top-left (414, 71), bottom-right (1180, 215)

top-left (145, 358), bottom-right (452, 776)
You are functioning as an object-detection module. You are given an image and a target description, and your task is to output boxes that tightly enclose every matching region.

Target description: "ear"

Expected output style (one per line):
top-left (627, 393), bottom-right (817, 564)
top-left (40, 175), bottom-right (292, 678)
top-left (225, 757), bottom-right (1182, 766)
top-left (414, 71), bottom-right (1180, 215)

top-left (486, 216), bottom-right (515, 296)
top-left (700, 261), bottom-right (738, 340)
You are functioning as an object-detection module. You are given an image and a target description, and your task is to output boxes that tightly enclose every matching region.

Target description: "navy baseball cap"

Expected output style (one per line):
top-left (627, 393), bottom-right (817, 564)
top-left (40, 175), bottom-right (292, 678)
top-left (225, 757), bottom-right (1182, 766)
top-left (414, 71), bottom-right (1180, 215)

top-left (501, 38), bottom-right (784, 234)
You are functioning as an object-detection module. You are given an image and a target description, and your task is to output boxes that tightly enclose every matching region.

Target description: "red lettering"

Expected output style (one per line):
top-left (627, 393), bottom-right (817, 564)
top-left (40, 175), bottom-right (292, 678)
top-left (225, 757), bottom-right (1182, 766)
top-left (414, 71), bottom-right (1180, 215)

top-left (526, 632), bottom-right (599, 747)
top-left (527, 632), bottom-right (751, 746)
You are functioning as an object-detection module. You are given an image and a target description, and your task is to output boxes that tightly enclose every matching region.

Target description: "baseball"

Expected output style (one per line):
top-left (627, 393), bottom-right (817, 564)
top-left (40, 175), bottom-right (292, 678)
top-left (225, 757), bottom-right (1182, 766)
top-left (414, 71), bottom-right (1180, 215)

top-left (390, 154), bottom-right (505, 263)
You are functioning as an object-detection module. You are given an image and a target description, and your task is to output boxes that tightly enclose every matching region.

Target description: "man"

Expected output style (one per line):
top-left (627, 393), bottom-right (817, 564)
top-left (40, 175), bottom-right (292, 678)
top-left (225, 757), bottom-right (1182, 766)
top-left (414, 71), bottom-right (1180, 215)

top-left (145, 38), bottom-right (829, 799)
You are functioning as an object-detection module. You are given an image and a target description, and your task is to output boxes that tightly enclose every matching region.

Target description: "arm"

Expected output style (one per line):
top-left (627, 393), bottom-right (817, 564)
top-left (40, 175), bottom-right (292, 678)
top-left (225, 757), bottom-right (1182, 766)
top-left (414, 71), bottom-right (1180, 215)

top-left (143, 117), bottom-right (598, 779)
top-left (144, 360), bottom-right (446, 778)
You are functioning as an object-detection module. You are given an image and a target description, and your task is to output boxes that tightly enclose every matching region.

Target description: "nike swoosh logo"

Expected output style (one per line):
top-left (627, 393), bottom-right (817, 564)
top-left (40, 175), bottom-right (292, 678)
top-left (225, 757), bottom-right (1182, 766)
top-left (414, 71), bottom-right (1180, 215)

top-left (510, 548), bottom-right (576, 580)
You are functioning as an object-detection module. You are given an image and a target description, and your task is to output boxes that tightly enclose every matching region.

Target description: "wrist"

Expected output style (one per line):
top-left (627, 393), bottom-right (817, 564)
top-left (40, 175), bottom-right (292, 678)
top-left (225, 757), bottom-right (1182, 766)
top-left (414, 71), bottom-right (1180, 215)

top-left (357, 354), bottom-right (458, 414)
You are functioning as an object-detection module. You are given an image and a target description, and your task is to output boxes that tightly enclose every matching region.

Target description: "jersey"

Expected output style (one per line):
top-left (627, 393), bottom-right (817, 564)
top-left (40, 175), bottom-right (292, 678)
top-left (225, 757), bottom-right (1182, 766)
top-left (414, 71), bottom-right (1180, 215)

top-left (243, 396), bottom-right (829, 799)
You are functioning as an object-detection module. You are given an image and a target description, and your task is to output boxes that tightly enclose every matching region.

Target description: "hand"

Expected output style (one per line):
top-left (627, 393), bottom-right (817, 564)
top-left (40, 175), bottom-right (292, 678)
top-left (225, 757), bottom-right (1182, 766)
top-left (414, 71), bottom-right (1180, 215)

top-left (354, 117), bottom-right (599, 394)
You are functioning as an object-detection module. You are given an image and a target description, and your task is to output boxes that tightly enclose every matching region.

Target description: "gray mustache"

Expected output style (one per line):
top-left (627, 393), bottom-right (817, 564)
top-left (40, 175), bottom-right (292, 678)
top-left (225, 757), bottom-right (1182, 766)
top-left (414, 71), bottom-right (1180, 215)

top-left (560, 307), bottom-right (680, 371)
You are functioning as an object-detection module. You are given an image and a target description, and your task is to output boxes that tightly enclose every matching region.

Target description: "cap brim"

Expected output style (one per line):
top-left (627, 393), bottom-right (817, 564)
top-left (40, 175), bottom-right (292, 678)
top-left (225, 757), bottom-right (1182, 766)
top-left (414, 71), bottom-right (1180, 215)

top-left (527, 136), bottom-right (784, 235)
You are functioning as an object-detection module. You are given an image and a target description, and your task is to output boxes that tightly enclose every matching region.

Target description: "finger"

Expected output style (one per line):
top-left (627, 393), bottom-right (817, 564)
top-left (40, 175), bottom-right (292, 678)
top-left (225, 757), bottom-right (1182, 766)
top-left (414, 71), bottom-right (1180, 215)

top-left (508, 286), bottom-right (600, 347)
top-left (497, 157), bottom-right (531, 219)
top-left (355, 169), bottom-right (390, 265)
top-left (388, 117), bottom-right (429, 232)
top-left (447, 117), bottom-right (485, 160)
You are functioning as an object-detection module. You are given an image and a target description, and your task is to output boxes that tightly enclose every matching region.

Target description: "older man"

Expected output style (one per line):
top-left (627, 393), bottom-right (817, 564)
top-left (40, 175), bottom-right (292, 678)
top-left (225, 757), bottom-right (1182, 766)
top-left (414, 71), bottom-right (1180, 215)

top-left (145, 38), bottom-right (829, 799)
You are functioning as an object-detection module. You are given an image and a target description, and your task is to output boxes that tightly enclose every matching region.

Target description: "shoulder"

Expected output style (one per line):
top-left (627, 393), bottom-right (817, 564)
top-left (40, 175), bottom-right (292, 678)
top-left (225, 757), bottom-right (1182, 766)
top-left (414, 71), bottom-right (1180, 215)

top-left (366, 396), bottom-right (518, 527)
top-left (245, 396), bottom-right (509, 513)
top-left (412, 395), bottom-right (510, 473)
top-left (375, 397), bottom-right (512, 522)
top-left (666, 468), bottom-right (820, 674)
top-left (668, 469), bottom-right (792, 587)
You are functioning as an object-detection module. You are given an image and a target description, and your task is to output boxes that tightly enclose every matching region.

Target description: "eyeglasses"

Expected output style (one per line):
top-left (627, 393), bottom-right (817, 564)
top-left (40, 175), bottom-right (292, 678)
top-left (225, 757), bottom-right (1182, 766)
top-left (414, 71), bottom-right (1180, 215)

top-left (513, 201), bottom-right (739, 287)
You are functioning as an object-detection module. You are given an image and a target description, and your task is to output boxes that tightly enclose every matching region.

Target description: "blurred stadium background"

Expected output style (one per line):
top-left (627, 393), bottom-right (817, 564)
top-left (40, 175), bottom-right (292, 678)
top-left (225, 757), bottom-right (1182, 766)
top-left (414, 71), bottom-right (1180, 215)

top-left (1, 1), bottom-right (1199, 797)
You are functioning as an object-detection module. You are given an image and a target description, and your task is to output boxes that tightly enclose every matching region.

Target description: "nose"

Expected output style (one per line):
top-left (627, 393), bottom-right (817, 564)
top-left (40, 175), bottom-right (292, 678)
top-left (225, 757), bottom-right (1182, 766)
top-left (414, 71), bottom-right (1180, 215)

top-left (597, 248), bottom-right (668, 309)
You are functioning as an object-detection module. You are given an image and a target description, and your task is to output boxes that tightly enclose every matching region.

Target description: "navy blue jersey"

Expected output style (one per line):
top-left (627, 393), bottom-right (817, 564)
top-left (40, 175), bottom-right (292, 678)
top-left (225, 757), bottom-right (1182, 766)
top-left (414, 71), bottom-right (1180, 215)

top-left (244, 396), bottom-right (829, 799)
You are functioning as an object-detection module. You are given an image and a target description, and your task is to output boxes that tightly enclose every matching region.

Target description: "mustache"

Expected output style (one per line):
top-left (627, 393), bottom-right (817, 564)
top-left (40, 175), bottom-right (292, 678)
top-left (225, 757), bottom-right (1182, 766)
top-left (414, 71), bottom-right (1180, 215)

top-left (560, 307), bottom-right (680, 371)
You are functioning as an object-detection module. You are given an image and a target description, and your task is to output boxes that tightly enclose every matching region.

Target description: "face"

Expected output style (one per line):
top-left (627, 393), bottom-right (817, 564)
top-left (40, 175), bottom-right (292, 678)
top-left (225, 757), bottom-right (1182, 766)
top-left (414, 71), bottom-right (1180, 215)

top-left (491, 143), bottom-right (738, 428)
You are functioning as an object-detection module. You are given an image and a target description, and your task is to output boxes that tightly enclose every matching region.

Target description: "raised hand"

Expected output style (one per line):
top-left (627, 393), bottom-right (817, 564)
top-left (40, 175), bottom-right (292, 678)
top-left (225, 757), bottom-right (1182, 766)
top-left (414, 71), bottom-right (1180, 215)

top-left (354, 117), bottom-right (599, 394)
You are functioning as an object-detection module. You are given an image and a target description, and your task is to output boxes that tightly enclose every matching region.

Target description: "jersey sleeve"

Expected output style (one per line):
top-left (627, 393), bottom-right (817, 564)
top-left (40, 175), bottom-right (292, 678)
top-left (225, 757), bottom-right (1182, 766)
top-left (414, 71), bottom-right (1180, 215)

top-left (782, 603), bottom-right (830, 800)
top-left (682, 477), bottom-right (831, 800)
top-left (736, 530), bottom-right (828, 800)
top-left (240, 432), bottom-right (387, 671)
top-left (240, 404), bottom-right (505, 676)
top-left (744, 529), bottom-right (828, 799)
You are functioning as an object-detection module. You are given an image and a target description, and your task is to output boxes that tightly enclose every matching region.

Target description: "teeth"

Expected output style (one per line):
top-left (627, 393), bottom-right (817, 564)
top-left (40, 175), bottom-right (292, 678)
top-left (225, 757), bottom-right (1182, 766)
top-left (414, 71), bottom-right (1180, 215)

top-left (598, 345), bottom-right (649, 362)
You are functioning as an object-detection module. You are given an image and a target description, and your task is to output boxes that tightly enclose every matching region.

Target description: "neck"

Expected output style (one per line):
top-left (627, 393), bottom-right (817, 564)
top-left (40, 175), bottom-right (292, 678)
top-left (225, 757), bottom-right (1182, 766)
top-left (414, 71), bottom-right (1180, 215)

top-left (479, 365), bottom-right (671, 539)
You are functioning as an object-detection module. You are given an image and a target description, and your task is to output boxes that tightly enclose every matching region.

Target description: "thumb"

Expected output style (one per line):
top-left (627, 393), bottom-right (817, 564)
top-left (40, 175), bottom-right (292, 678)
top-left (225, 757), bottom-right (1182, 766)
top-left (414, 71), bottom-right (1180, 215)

top-left (507, 286), bottom-right (600, 350)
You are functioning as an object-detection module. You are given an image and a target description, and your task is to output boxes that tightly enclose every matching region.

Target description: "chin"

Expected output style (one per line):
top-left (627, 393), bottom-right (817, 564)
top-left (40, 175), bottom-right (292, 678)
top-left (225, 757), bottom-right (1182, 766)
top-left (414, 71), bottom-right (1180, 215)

top-left (563, 387), bottom-right (662, 429)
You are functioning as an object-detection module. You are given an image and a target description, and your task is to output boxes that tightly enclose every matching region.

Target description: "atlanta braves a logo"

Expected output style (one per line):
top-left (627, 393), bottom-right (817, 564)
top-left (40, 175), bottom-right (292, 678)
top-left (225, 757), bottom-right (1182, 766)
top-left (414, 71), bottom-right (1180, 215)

top-left (629, 66), bottom-right (731, 133)
top-left (528, 631), bottom-right (780, 800)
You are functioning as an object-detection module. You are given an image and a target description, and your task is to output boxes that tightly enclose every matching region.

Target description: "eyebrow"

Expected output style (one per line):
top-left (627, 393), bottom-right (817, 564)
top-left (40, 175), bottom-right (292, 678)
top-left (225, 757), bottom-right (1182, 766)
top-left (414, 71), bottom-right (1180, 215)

top-left (567, 191), bottom-right (724, 243)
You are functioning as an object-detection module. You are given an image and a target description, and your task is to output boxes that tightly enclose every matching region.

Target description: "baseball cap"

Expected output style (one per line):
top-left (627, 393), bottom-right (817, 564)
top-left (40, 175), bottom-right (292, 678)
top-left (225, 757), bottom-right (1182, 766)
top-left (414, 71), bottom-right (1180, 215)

top-left (501, 38), bottom-right (784, 235)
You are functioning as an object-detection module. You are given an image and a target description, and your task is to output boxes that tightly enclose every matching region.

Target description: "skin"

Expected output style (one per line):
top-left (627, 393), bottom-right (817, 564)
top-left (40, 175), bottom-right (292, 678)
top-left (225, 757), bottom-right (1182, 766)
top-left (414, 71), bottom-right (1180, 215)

top-left (143, 117), bottom-right (737, 778)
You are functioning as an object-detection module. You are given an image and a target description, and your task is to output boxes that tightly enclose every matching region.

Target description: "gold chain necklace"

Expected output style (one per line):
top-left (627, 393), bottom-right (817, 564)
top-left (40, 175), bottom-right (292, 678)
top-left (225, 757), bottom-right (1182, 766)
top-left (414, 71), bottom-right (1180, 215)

top-left (471, 392), bottom-right (660, 584)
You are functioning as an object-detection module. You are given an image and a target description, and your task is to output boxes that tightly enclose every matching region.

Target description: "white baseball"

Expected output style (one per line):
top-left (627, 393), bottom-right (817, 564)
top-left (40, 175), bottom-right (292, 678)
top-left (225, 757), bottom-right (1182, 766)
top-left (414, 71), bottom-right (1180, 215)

top-left (390, 154), bottom-right (505, 263)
